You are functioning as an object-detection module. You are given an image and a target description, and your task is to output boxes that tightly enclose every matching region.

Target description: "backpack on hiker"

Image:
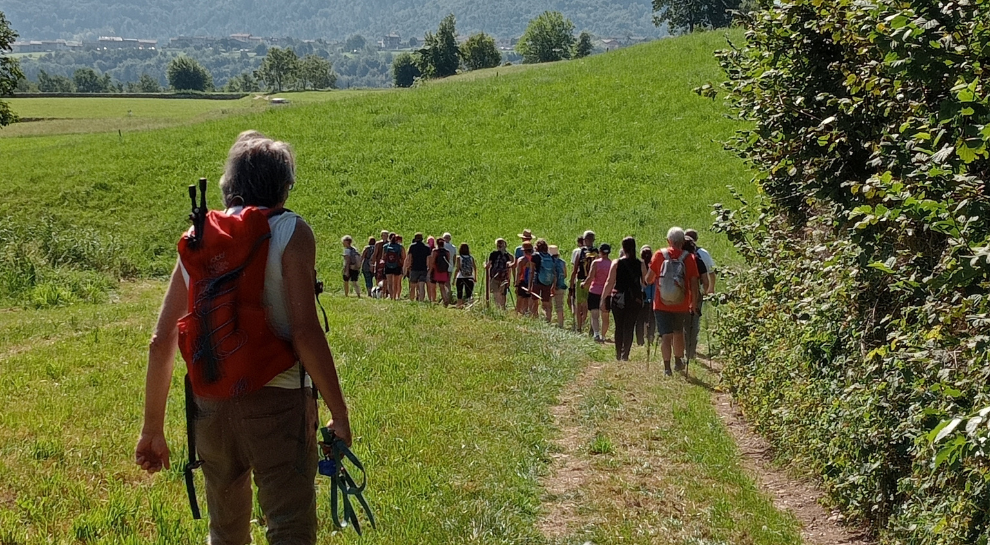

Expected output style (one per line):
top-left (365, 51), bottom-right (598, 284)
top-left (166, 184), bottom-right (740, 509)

top-left (658, 249), bottom-right (689, 306)
top-left (554, 256), bottom-right (568, 290)
top-left (384, 243), bottom-right (401, 271)
top-left (177, 210), bottom-right (296, 399)
top-left (347, 247), bottom-right (361, 271)
top-left (459, 254), bottom-right (474, 277)
top-left (537, 252), bottom-right (555, 286)
top-left (516, 254), bottom-right (531, 286)
top-left (435, 248), bottom-right (450, 273)
top-left (577, 247), bottom-right (598, 279)
top-left (491, 251), bottom-right (509, 275)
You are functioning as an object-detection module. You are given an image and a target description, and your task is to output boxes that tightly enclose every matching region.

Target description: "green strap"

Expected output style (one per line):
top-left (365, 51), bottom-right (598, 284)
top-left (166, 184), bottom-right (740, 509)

top-left (320, 427), bottom-right (376, 535)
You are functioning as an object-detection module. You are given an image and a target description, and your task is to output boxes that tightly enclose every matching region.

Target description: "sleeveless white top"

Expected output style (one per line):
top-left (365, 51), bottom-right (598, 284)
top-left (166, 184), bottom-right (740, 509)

top-left (179, 206), bottom-right (311, 389)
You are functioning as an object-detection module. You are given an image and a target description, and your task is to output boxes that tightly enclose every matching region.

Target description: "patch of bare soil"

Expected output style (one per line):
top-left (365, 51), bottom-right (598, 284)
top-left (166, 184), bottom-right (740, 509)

top-left (714, 393), bottom-right (874, 545)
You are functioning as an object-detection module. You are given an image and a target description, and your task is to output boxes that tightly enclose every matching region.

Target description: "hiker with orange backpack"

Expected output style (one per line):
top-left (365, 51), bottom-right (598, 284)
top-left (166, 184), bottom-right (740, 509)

top-left (136, 134), bottom-right (350, 544)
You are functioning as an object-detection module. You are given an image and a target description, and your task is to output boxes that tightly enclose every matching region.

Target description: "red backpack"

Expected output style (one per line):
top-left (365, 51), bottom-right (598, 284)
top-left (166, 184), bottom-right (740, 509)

top-left (176, 206), bottom-right (297, 399)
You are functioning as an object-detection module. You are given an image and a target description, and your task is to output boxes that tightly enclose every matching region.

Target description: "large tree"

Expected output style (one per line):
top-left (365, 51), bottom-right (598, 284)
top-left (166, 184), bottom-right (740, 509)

top-left (256, 47), bottom-right (299, 92)
top-left (460, 33), bottom-right (501, 71)
top-left (73, 68), bottom-right (107, 93)
top-left (652, 0), bottom-right (740, 33)
top-left (516, 11), bottom-right (575, 64)
top-left (166, 56), bottom-right (213, 91)
top-left (0, 11), bottom-right (23, 127)
top-left (417, 14), bottom-right (459, 79)
top-left (298, 54), bottom-right (336, 90)
top-left (37, 69), bottom-right (73, 93)
top-left (392, 52), bottom-right (421, 88)
top-left (574, 31), bottom-right (594, 59)
top-left (344, 34), bottom-right (366, 52)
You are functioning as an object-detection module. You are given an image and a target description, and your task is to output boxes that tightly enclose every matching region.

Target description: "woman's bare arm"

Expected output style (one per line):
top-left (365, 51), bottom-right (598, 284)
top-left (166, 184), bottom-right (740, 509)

top-left (136, 262), bottom-right (188, 473)
top-left (283, 220), bottom-right (351, 445)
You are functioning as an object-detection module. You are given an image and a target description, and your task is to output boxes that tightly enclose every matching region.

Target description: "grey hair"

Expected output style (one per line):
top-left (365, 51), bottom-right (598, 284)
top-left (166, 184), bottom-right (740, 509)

top-left (667, 226), bottom-right (685, 249)
top-left (219, 138), bottom-right (296, 208)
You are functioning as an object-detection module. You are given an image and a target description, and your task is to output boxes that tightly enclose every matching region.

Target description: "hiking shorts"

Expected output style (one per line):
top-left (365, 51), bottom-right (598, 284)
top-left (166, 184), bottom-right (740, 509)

top-left (553, 290), bottom-right (565, 313)
top-left (516, 285), bottom-right (531, 299)
top-left (576, 284), bottom-right (590, 305)
top-left (587, 292), bottom-right (602, 311)
top-left (343, 270), bottom-right (359, 282)
top-left (385, 267), bottom-right (403, 277)
top-left (655, 310), bottom-right (690, 336)
top-left (532, 283), bottom-right (552, 302)
top-left (409, 270), bottom-right (428, 283)
top-left (195, 387), bottom-right (318, 545)
top-left (491, 272), bottom-right (509, 293)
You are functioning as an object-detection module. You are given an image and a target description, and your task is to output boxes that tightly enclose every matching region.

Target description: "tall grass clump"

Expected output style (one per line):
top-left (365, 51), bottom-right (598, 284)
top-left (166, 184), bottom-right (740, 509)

top-left (708, 1), bottom-right (990, 542)
top-left (0, 217), bottom-right (133, 307)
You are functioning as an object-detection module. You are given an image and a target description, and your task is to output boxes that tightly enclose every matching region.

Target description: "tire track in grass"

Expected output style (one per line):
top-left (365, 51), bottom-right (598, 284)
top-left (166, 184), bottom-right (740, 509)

top-left (713, 394), bottom-right (874, 545)
top-left (538, 349), bottom-right (804, 545)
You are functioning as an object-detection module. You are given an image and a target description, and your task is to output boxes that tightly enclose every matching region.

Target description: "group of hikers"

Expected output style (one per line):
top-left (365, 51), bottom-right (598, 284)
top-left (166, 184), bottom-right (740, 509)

top-left (134, 131), bottom-right (718, 544)
top-left (340, 226), bottom-right (717, 371)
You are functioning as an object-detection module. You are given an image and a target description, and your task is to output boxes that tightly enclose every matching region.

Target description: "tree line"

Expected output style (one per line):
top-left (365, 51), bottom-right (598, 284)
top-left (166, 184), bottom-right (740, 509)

top-left (391, 11), bottom-right (595, 88)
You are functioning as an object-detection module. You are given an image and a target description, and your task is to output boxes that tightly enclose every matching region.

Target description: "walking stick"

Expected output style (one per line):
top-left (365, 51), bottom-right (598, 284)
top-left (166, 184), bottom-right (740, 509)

top-left (485, 266), bottom-right (490, 308)
top-left (704, 311), bottom-right (712, 361)
top-left (646, 330), bottom-right (652, 371)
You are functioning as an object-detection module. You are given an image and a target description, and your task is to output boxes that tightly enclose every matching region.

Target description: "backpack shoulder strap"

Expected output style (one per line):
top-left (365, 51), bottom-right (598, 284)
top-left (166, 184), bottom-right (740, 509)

top-left (677, 251), bottom-right (688, 263)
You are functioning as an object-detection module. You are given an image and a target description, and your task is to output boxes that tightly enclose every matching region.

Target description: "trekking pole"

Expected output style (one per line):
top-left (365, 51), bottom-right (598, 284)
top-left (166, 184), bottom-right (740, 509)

top-left (704, 309), bottom-right (712, 362)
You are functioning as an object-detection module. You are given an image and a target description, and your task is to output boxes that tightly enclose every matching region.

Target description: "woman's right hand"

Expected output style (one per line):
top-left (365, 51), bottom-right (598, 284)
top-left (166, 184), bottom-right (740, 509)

top-left (135, 431), bottom-right (171, 474)
top-left (328, 416), bottom-right (352, 447)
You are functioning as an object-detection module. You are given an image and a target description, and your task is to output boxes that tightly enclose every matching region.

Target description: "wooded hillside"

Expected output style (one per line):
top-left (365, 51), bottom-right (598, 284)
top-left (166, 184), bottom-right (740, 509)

top-left (5, 0), bottom-right (663, 41)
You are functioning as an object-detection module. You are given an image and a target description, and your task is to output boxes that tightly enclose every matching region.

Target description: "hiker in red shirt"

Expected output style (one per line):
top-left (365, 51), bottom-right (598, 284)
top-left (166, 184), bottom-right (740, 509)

top-left (645, 227), bottom-right (700, 376)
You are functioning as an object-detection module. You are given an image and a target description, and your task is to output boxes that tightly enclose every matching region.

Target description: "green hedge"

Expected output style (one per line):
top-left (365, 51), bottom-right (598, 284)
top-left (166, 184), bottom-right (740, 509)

top-left (707, 1), bottom-right (990, 542)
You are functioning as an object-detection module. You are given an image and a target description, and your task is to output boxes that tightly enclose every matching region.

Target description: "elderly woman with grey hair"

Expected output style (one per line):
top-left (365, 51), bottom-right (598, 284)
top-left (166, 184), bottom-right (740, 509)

top-left (136, 132), bottom-right (350, 544)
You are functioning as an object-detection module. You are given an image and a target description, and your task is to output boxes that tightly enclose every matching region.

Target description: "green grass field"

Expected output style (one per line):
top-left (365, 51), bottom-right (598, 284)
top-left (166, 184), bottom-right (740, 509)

top-left (0, 30), bottom-right (805, 544)
top-left (2, 91), bottom-right (377, 137)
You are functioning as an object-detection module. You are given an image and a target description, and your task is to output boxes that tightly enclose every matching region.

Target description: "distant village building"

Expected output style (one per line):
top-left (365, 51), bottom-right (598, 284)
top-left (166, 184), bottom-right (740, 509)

top-left (86, 36), bottom-right (157, 50)
top-left (378, 33), bottom-right (401, 50)
top-left (169, 36), bottom-right (217, 48)
top-left (229, 33), bottom-right (265, 46)
top-left (601, 38), bottom-right (623, 50)
top-left (12, 39), bottom-right (82, 53)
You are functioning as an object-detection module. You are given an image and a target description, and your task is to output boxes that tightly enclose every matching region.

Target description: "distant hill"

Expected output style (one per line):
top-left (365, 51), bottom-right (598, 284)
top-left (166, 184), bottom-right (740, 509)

top-left (3, 0), bottom-right (664, 42)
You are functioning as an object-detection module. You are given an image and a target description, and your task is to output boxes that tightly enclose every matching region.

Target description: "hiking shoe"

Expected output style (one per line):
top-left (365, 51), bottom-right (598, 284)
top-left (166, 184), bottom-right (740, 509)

top-left (594, 335), bottom-right (603, 343)
top-left (664, 362), bottom-right (672, 376)
top-left (674, 359), bottom-right (685, 372)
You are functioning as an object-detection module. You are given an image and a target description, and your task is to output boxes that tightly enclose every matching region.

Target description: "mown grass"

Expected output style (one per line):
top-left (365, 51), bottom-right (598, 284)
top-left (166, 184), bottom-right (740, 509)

top-left (0, 30), bottom-right (751, 304)
top-left (2, 91), bottom-right (378, 138)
